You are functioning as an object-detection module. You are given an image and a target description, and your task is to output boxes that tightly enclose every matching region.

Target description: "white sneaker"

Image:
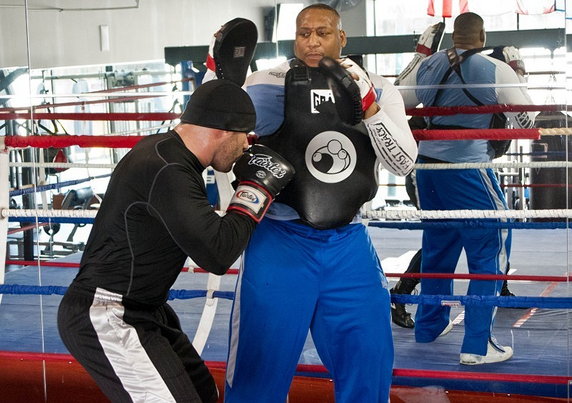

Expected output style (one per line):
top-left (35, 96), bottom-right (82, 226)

top-left (438, 320), bottom-right (453, 337)
top-left (460, 338), bottom-right (513, 365)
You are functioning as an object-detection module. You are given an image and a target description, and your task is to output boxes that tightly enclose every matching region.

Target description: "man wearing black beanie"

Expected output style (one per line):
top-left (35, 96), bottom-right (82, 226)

top-left (57, 79), bottom-right (294, 402)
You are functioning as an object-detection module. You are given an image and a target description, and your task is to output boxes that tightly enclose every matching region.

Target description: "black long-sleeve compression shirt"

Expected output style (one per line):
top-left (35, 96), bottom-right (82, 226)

top-left (73, 130), bottom-right (255, 308)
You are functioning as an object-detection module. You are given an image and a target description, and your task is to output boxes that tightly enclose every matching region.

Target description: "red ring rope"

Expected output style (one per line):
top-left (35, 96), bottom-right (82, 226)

top-left (1, 352), bottom-right (568, 385)
top-left (5, 260), bottom-right (569, 282)
top-left (4, 260), bottom-right (240, 275)
top-left (0, 126), bottom-right (543, 151)
top-left (392, 368), bottom-right (571, 385)
top-left (0, 112), bottom-right (179, 121)
top-left (7, 223), bottom-right (50, 235)
top-left (4, 135), bottom-right (143, 148)
top-left (0, 104), bottom-right (562, 121)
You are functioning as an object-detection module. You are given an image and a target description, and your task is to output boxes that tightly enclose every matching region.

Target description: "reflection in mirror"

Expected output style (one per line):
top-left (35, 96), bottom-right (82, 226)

top-left (1, 5), bottom-right (35, 262)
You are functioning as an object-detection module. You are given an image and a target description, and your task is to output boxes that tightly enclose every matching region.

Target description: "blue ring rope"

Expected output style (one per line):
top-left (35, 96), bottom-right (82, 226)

top-left (368, 221), bottom-right (571, 230)
top-left (7, 216), bottom-right (571, 229)
top-left (1, 284), bottom-right (569, 309)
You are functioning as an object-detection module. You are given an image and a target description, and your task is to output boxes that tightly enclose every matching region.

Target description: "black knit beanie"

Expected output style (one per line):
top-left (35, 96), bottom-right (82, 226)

top-left (180, 80), bottom-right (256, 132)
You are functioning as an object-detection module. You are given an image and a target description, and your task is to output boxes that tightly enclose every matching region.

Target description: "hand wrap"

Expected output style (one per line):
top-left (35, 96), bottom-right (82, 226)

top-left (318, 56), bottom-right (364, 125)
top-left (339, 58), bottom-right (377, 113)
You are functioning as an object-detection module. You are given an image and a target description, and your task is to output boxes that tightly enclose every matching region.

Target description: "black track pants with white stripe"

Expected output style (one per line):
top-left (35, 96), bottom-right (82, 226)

top-left (57, 285), bottom-right (217, 403)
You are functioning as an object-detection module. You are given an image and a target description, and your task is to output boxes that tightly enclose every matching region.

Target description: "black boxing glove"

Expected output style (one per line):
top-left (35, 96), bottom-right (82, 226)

top-left (227, 144), bottom-right (295, 222)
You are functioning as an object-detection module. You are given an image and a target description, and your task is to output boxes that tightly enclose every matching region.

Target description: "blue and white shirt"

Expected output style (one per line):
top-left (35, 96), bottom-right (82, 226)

top-left (398, 49), bottom-right (535, 163)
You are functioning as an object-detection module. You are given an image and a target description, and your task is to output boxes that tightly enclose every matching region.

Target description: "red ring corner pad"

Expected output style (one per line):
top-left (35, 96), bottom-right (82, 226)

top-left (0, 352), bottom-right (568, 402)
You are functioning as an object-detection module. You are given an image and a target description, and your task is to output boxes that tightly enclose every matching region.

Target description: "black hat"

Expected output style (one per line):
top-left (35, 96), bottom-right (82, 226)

top-left (180, 80), bottom-right (256, 133)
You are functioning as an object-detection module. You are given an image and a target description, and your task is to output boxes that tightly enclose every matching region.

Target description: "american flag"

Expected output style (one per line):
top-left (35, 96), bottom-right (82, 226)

top-left (427, 0), bottom-right (468, 17)
top-left (427, 0), bottom-right (555, 17)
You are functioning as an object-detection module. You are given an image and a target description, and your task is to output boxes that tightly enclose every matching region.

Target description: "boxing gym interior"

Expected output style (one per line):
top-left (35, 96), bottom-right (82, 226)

top-left (1, 0), bottom-right (571, 402)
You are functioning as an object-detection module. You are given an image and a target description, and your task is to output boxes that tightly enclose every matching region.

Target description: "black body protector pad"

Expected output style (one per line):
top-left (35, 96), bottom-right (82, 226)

top-left (258, 61), bottom-right (378, 229)
top-left (210, 18), bottom-right (258, 86)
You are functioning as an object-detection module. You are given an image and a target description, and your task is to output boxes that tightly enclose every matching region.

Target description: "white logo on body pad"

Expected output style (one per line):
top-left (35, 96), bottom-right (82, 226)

top-left (305, 131), bottom-right (357, 183)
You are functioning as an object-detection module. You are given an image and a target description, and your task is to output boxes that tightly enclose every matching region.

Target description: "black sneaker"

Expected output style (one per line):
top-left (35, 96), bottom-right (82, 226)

top-left (391, 302), bottom-right (415, 328)
top-left (500, 283), bottom-right (515, 297)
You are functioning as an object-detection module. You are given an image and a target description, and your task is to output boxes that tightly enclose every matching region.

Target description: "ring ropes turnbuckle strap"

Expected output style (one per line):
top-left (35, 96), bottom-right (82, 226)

top-left (191, 170), bottom-right (234, 355)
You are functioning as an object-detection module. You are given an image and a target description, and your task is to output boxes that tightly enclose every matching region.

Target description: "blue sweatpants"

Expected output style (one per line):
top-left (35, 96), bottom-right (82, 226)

top-left (415, 166), bottom-right (510, 356)
top-left (225, 218), bottom-right (393, 403)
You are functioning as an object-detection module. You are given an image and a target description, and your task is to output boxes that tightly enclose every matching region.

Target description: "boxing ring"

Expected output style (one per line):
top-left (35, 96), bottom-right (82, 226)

top-left (1, 94), bottom-right (572, 402)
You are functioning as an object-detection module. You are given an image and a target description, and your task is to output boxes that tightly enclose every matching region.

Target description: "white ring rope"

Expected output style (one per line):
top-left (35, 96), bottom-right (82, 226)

top-left (415, 161), bottom-right (572, 170)
top-left (538, 128), bottom-right (572, 136)
top-left (2, 209), bottom-right (98, 219)
top-left (8, 161), bottom-right (572, 172)
top-left (10, 162), bottom-right (117, 169)
top-left (364, 209), bottom-right (572, 221)
top-left (3, 207), bottom-right (572, 221)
